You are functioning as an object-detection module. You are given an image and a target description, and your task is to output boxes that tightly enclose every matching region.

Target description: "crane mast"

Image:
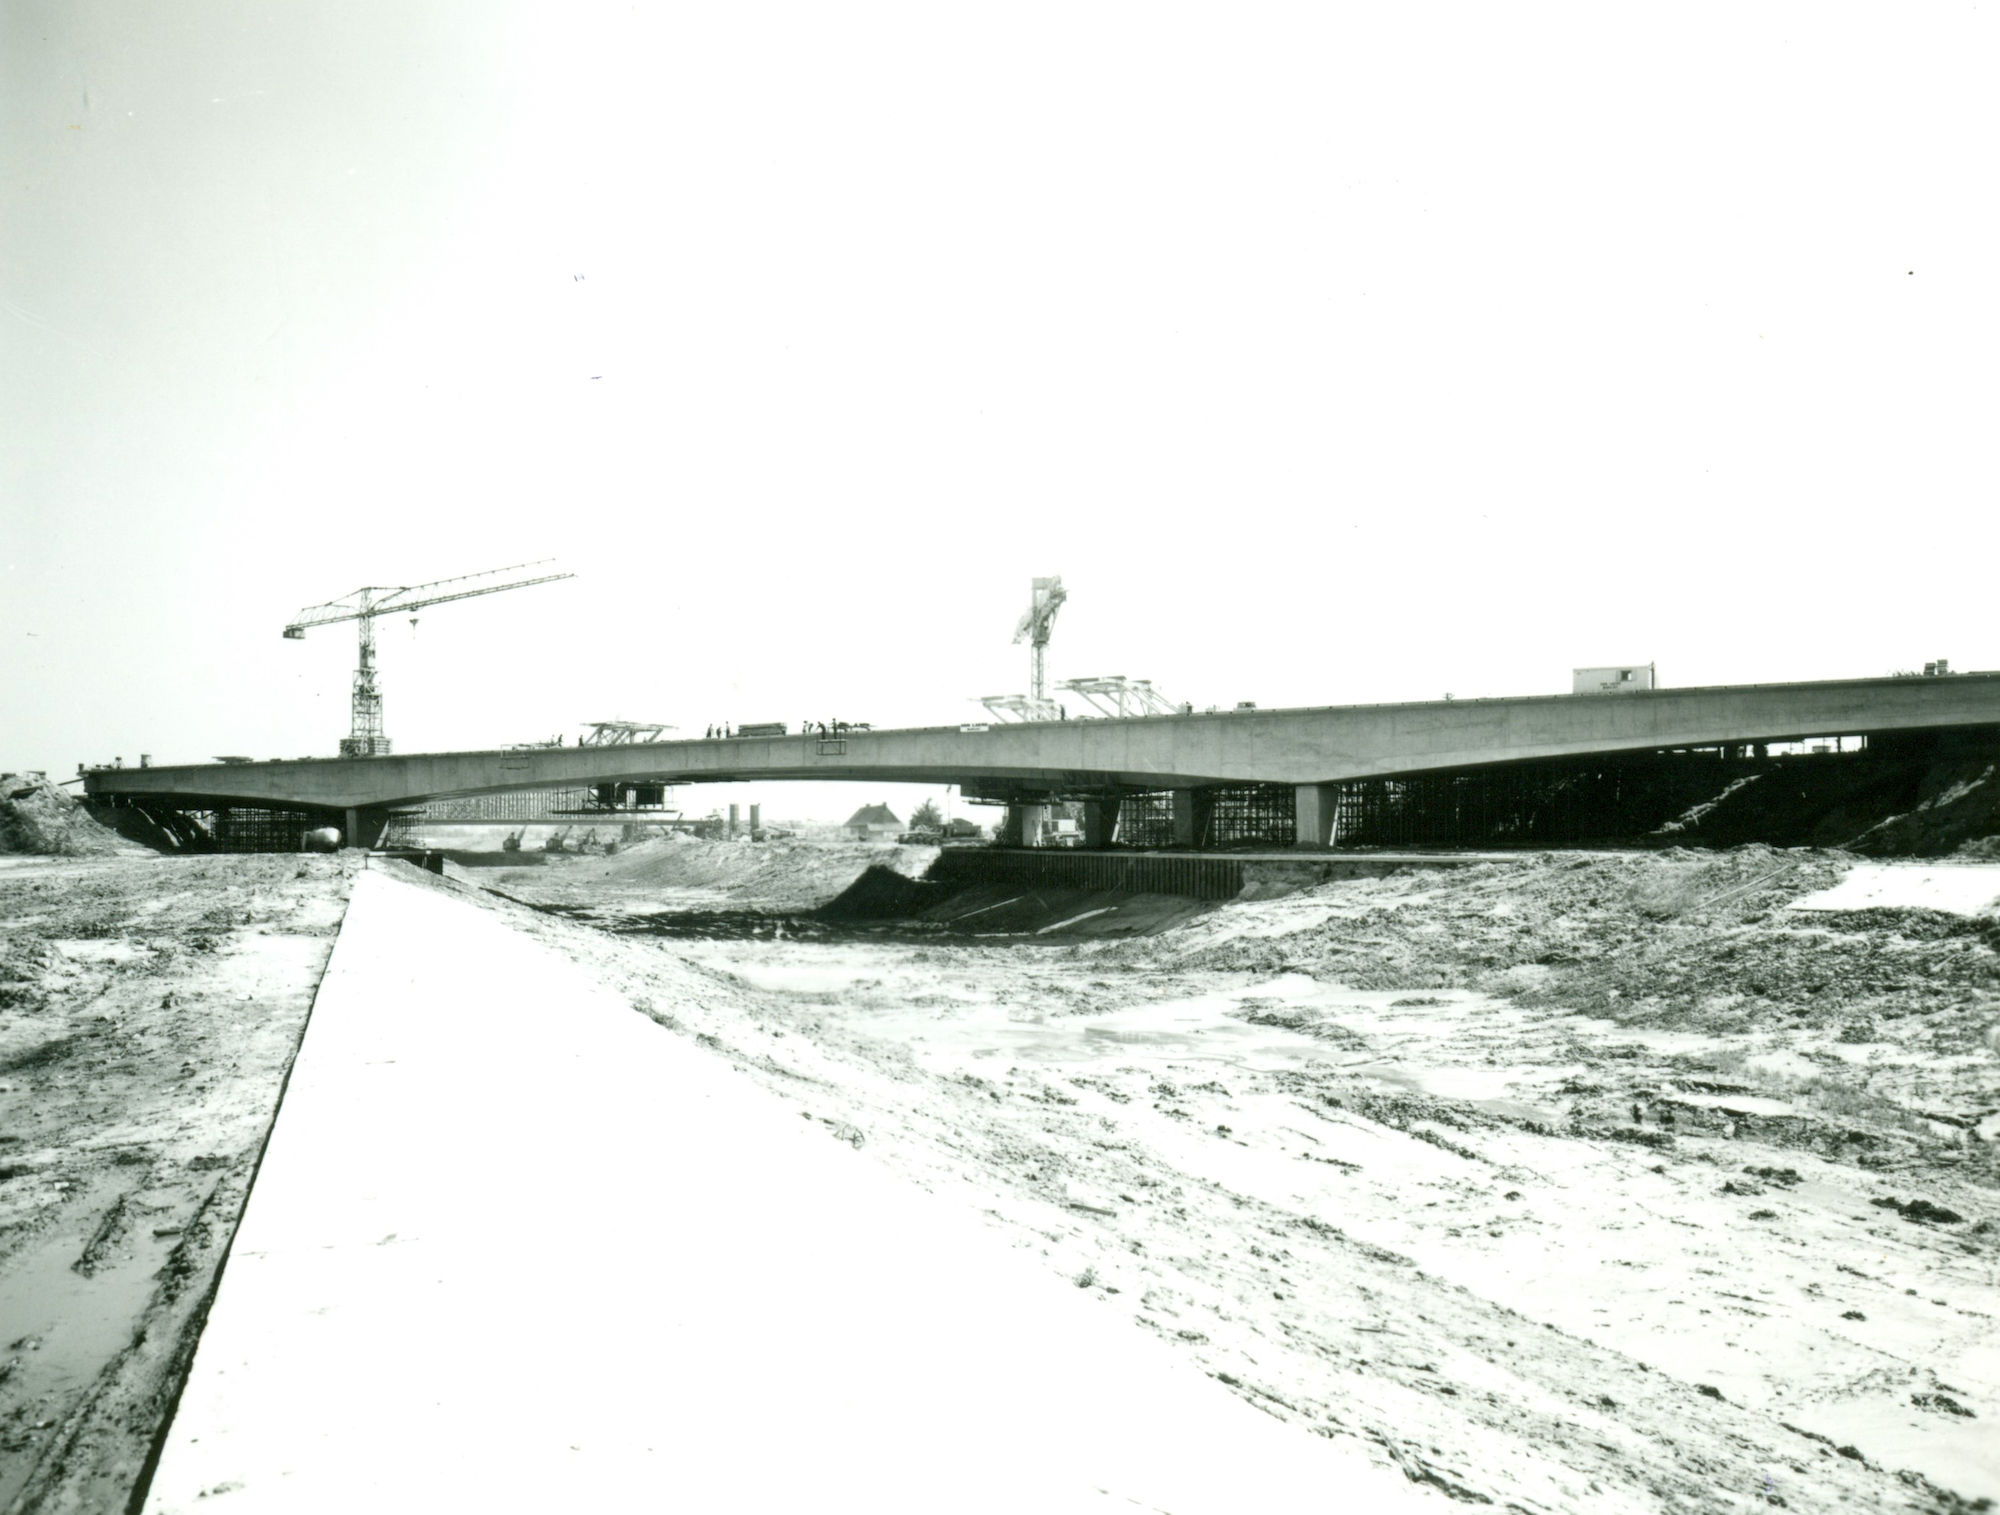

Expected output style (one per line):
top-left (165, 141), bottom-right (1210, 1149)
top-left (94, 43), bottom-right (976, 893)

top-left (1012, 575), bottom-right (1067, 708)
top-left (283, 560), bottom-right (573, 757)
top-left (978, 575), bottom-right (1069, 723)
top-left (350, 587), bottom-right (385, 756)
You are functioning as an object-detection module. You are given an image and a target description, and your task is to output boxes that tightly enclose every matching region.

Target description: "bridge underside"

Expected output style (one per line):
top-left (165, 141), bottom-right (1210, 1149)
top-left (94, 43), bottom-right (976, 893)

top-left (970, 727), bottom-right (1999, 851)
top-left (89, 727), bottom-right (2000, 854)
top-left (80, 674), bottom-right (2000, 851)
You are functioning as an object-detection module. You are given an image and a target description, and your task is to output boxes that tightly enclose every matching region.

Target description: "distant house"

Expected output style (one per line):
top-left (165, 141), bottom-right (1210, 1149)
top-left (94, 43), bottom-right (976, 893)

top-left (843, 803), bottom-right (902, 841)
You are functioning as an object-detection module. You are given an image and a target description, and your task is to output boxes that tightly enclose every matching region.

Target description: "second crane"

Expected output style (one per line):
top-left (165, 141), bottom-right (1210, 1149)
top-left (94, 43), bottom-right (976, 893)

top-left (284, 560), bottom-right (574, 757)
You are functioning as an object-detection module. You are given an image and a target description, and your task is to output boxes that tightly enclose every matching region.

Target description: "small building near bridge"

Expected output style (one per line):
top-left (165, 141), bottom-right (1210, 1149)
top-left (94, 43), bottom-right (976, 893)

top-left (843, 803), bottom-right (902, 841)
top-left (1573, 663), bottom-right (1656, 695)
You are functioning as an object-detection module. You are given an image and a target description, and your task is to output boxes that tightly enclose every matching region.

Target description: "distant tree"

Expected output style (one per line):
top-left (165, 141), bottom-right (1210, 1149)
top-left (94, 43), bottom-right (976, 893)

top-left (908, 799), bottom-right (943, 831)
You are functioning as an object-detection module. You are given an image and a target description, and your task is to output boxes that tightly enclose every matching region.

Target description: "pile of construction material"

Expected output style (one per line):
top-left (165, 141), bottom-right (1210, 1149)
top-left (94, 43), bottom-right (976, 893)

top-left (0, 771), bottom-right (122, 855)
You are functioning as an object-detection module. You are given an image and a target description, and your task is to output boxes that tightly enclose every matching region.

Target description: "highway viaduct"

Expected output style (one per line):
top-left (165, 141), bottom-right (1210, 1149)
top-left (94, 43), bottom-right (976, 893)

top-left (83, 673), bottom-right (2000, 849)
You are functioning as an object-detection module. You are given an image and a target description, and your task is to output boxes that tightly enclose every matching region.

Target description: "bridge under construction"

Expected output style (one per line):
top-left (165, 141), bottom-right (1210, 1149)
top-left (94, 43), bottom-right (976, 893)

top-left (80, 671), bottom-right (2000, 852)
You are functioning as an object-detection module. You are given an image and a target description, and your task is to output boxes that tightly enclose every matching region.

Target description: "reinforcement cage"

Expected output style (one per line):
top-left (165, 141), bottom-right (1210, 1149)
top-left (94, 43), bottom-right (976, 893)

top-left (120, 803), bottom-right (335, 854)
top-left (1206, 785), bottom-right (1295, 847)
top-left (1329, 751), bottom-right (1858, 848)
top-left (1112, 792), bottom-right (1175, 848)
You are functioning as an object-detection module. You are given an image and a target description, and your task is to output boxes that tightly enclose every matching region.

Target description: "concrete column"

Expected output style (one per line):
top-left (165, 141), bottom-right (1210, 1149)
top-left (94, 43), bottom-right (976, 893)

top-left (1018, 803), bottom-right (1050, 848)
top-left (1082, 798), bottom-right (1121, 849)
top-left (729, 803), bottom-right (740, 836)
top-left (1293, 784), bottom-right (1338, 848)
top-left (749, 804), bottom-right (762, 834)
top-left (996, 799), bottom-right (1040, 847)
top-left (1170, 789), bottom-right (1208, 848)
top-left (344, 808), bottom-right (389, 851)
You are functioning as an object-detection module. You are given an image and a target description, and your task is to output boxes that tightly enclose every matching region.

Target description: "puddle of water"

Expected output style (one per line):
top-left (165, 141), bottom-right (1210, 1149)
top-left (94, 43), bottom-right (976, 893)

top-left (725, 958), bottom-right (907, 995)
top-left (711, 950), bottom-right (1569, 1116)
top-left (1667, 1089), bottom-right (1797, 1117)
top-left (1563, 1017), bottom-right (1723, 1056)
top-left (1347, 1061), bottom-right (1563, 1124)
top-left (51, 939), bottom-right (149, 963)
top-left (878, 985), bottom-right (1335, 1073)
top-left (0, 1181), bottom-right (172, 1507)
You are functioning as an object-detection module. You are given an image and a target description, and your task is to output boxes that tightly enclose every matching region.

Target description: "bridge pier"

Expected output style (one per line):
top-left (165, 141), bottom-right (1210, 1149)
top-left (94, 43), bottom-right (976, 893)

top-left (1083, 798), bottom-right (1121, 849)
top-left (1170, 788), bottom-right (1210, 847)
top-left (344, 807), bottom-right (390, 851)
top-left (1021, 803), bottom-right (1050, 847)
top-left (1294, 784), bottom-right (1338, 848)
top-left (999, 802), bottom-right (1053, 848)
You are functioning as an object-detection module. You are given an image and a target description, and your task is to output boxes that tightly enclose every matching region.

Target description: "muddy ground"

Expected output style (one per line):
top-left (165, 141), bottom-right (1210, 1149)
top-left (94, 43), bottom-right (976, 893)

top-left (5, 832), bottom-right (1999, 1512)
top-left (478, 837), bottom-right (2000, 1513)
top-left (0, 853), bottom-right (354, 1513)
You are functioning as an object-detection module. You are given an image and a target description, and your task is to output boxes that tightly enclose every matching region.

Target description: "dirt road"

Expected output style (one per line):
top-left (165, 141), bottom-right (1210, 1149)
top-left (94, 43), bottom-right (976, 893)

top-left (0, 853), bottom-right (353, 1513)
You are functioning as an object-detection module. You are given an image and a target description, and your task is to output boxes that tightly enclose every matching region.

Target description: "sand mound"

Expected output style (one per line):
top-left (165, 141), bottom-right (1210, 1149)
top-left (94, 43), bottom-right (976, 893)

top-left (594, 834), bottom-right (936, 907)
top-left (0, 772), bottom-right (125, 856)
top-left (1650, 750), bottom-right (2000, 856)
top-left (1844, 758), bottom-right (2000, 856)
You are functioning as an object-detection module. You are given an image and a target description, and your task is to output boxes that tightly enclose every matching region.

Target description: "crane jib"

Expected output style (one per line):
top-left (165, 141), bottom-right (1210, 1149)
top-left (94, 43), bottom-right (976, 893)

top-left (282, 562), bottom-right (574, 756)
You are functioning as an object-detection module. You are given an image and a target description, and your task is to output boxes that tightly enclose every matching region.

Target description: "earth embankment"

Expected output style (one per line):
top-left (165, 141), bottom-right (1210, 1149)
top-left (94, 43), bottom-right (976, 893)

top-left (0, 774), bottom-right (129, 858)
top-left (465, 833), bottom-right (940, 915)
top-left (494, 840), bottom-right (2000, 1510)
top-left (1666, 751), bottom-right (2000, 856)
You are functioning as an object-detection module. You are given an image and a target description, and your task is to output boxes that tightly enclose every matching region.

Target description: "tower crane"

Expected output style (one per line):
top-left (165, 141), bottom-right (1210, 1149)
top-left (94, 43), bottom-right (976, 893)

top-left (1012, 575), bottom-right (1067, 710)
top-left (284, 560), bottom-right (574, 757)
top-left (979, 575), bottom-right (1069, 723)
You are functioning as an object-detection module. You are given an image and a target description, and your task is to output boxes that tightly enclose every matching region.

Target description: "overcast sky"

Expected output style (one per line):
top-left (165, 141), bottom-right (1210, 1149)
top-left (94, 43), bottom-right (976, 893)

top-left (5, 4), bottom-right (1996, 818)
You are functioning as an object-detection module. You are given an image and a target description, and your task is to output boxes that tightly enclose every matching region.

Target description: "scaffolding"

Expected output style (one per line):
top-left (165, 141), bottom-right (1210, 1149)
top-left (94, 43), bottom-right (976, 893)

top-left (977, 693), bottom-right (1064, 723)
top-left (107, 802), bottom-right (337, 854)
top-left (1111, 791), bottom-right (1176, 847)
top-left (407, 784), bottom-right (677, 823)
top-left (581, 721), bottom-right (674, 745)
top-left (1326, 750), bottom-right (1864, 848)
top-left (1055, 676), bottom-right (1180, 719)
top-left (1206, 785), bottom-right (1296, 847)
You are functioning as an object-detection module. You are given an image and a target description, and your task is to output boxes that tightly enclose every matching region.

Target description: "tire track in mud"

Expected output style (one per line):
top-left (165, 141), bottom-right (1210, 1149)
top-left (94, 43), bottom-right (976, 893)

top-left (0, 854), bottom-right (354, 1514)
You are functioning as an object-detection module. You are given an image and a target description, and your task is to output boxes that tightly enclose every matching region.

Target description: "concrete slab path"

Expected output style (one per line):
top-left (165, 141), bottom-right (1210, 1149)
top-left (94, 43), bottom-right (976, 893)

top-left (144, 870), bottom-right (1434, 1513)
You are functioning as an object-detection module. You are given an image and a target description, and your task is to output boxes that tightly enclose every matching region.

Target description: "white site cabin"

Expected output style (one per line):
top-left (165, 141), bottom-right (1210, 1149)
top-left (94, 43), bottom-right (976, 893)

top-left (1573, 663), bottom-right (1657, 694)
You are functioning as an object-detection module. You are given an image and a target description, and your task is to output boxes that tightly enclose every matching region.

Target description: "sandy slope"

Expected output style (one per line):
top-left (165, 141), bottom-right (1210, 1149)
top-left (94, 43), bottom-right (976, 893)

top-left (470, 834), bottom-right (939, 914)
top-left (483, 844), bottom-right (1999, 1512)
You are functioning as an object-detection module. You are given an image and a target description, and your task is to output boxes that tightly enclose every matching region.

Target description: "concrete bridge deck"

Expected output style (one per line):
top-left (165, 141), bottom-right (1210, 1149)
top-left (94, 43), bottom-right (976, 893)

top-left (85, 672), bottom-right (2000, 847)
